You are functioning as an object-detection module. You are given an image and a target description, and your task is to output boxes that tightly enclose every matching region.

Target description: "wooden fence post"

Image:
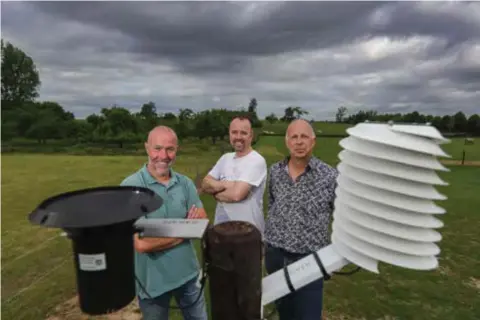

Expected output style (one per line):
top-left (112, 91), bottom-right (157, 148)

top-left (205, 221), bottom-right (263, 320)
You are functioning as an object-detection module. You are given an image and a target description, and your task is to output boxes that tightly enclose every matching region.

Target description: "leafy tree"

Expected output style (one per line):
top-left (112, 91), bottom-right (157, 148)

top-left (174, 121), bottom-right (190, 140)
top-left (265, 113), bottom-right (278, 123)
top-left (194, 109), bottom-right (231, 144)
top-left (25, 108), bottom-right (63, 144)
top-left (344, 109), bottom-right (377, 124)
top-left (246, 97), bottom-right (262, 128)
top-left (86, 113), bottom-right (103, 128)
top-left (247, 98), bottom-right (257, 113)
top-left (37, 101), bottom-right (74, 121)
top-left (162, 112), bottom-right (177, 121)
top-left (335, 106), bottom-right (347, 123)
top-left (1, 116), bottom-right (17, 141)
top-left (136, 101), bottom-right (159, 133)
top-left (441, 115), bottom-right (455, 132)
top-left (2, 101), bottom-right (72, 141)
top-left (65, 119), bottom-right (94, 143)
top-left (467, 114), bottom-right (480, 135)
top-left (431, 116), bottom-right (443, 131)
top-left (11, 103), bottom-right (38, 136)
top-left (281, 106), bottom-right (309, 122)
top-left (139, 101), bottom-right (157, 119)
top-left (281, 107), bottom-right (295, 122)
top-left (96, 107), bottom-right (139, 148)
top-left (1, 39), bottom-right (41, 107)
top-left (293, 106), bottom-right (309, 118)
top-left (179, 108), bottom-right (194, 121)
top-left (453, 111), bottom-right (468, 132)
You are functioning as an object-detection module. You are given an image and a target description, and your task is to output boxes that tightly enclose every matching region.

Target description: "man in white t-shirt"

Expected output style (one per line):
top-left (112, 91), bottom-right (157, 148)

top-left (201, 116), bottom-right (267, 236)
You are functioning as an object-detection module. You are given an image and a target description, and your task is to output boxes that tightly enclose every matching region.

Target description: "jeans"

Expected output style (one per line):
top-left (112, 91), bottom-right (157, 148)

top-left (264, 243), bottom-right (324, 320)
top-left (138, 276), bottom-right (208, 320)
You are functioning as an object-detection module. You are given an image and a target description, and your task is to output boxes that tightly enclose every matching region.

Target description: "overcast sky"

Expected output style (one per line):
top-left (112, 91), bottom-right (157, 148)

top-left (2, 1), bottom-right (479, 120)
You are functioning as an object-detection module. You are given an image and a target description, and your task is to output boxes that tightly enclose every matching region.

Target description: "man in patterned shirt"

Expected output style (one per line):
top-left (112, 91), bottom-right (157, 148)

top-left (264, 119), bottom-right (338, 320)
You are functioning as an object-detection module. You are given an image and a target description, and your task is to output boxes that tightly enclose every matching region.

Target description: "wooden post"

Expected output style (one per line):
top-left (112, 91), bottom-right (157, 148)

top-left (205, 221), bottom-right (263, 320)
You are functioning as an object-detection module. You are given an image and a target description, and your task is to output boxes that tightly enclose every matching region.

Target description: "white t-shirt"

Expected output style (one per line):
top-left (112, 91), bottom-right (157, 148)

top-left (208, 150), bottom-right (267, 237)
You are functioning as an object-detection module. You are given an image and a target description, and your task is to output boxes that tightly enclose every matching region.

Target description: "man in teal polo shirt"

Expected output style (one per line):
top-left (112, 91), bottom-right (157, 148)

top-left (121, 125), bottom-right (208, 320)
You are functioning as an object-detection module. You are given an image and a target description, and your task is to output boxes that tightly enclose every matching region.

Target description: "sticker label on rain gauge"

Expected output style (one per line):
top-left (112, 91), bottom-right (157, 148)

top-left (78, 253), bottom-right (107, 271)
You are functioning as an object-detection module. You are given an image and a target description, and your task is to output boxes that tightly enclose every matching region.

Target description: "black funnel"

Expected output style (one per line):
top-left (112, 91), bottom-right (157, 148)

top-left (28, 186), bottom-right (164, 315)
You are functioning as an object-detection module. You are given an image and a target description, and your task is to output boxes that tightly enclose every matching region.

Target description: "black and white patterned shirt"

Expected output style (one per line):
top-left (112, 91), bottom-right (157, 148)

top-left (264, 156), bottom-right (338, 254)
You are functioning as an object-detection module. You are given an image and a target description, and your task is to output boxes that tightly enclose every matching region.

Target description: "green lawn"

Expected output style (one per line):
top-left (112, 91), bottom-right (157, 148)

top-left (2, 136), bottom-right (480, 320)
top-left (441, 138), bottom-right (480, 162)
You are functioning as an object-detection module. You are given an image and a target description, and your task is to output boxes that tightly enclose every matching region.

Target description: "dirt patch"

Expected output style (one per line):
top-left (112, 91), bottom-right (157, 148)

top-left (465, 277), bottom-right (480, 291)
top-left (441, 160), bottom-right (480, 167)
top-left (45, 295), bottom-right (141, 320)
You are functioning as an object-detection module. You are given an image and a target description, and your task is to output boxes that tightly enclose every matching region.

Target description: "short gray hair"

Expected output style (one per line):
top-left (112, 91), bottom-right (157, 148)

top-left (285, 119), bottom-right (316, 139)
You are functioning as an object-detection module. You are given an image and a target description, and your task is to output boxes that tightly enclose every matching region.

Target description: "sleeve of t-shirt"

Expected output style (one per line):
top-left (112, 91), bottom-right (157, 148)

top-left (237, 155), bottom-right (267, 187)
top-left (207, 155), bottom-right (225, 180)
top-left (185, 177), bottom-right (204, 209)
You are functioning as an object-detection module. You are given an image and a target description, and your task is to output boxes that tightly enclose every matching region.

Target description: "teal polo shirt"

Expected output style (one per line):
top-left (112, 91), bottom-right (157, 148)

top-left (120, 164), bottom-right (203, 299)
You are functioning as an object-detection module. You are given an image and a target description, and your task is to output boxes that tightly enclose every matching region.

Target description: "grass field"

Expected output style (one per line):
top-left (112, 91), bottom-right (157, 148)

top-left (2, 135), bottom-right (480, 320)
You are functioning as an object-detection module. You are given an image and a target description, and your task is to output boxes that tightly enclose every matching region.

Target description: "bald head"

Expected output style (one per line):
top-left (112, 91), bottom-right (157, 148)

top-left (147, 125), bottom-right (178, 145)
top-left (285, 119), bottom-right (316, 160)
top-left (286, 119), bottom-right (316, 139)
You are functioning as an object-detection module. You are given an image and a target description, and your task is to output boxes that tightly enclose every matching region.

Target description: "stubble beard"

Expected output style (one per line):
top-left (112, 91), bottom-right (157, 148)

top-left (149, 159), bottom-right (173, 177)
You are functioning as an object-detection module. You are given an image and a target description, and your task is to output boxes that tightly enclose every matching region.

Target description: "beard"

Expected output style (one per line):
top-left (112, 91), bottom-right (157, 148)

top-left (150, 158), bottom-right (174, 176)
top-left (233, 140), bottom-right (245, 150)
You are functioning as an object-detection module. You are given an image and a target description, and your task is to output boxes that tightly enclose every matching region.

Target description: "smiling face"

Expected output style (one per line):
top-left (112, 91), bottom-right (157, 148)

top-left (229, 117), bottom-right (253, 154)
top-left (285, 119), bottom-right (316, 160)
top-left (145, 126), bottom-right (178, 178)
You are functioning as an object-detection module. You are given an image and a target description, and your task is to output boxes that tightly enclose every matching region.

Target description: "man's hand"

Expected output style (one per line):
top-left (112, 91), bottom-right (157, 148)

top-left (186, 205), bottom-right (208, 219)
top-left (195, 167), bottom-right (213, 195)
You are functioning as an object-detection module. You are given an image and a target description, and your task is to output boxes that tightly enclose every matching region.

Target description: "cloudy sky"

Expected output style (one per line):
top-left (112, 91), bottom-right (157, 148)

top-left (1, 1), bottom-right (479, 120)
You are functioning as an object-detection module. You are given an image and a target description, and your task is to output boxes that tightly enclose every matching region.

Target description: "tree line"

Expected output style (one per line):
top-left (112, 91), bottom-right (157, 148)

top-left (335, 107), bottom-right (479, 136)
top-left (1, 98), bottom-right (265, 147)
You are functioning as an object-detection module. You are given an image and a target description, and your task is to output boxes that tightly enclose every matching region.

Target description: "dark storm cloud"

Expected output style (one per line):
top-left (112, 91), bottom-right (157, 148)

top-left (27, 1), bottom-right (480, 71)
top-left (21, 1), bottom-right (385, 76)
top-left (368, 2), bottom-right (480, 45)
top-left (1, 1), bottom-right (479, 119)
top-left (28, 2), bottom-right (380, 54)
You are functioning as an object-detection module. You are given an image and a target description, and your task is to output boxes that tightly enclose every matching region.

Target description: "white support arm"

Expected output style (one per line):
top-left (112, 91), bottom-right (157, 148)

top-left (134, 218), bottom-right (209, 239)
top-left (261, 244), bottom-right (349, 306)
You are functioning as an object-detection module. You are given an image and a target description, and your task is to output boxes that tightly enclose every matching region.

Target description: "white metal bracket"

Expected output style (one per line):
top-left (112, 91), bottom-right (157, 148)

top-left (134, 218), bottom-right (209, 239)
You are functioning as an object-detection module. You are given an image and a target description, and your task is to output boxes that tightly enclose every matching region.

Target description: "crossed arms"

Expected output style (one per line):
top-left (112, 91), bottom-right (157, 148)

top-left (201, 175), bottom-right (252, 203)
